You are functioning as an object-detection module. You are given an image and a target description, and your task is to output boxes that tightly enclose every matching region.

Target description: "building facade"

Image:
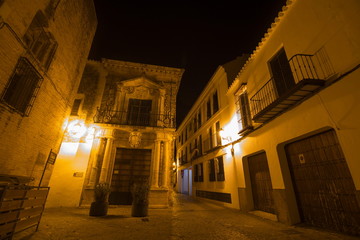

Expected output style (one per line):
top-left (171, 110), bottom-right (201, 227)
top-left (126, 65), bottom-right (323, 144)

top-left (0, 0), bottom-right (97, 186)
top-left (47, 59), bottom-right (184, 208)
top-left (175, 55), bottom-right (248, 207)
top-left (176, 0), bottom-right (360, 236)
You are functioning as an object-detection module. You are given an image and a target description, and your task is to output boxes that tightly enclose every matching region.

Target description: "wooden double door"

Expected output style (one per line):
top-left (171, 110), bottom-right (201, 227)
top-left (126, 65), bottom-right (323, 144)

top-left (248, 152), bottom-right (276, 214)
top-left (286, 130), bottom-right (359, 235)
top-left (109, 148), bottom-right (151, 205)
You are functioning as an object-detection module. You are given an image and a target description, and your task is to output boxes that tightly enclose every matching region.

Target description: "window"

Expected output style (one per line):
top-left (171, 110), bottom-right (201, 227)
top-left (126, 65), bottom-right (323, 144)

top-left (23, 11), bottom-right (57, 70)
top-left (197, 112), bottom-right (201, 129)
top-left (194, 163), bottom-right (204, 182)
top-left (236, 86), bottom-right (253, 134)
top-left (127, 99), bottom-right (152, 126)
top-left (206, 91), bottom-right (219, 121)
top-left (70, 99), bottom-right (82, 116)
top-left (213, 91), bottom-right (219, 113)
top-left (206, 99), bottom-right (211, 120)
top-left (208, 156), bottom-right (225, 182)
top-left (215, 121), bottom-right (221, 146)
top-left (216, 156), bottom-right (225, 181)
top-left (269, 48), bottom-right (295, 96)
top-left (209, 159), bottom-right (216, 181)
top-left (198, 135), bottom-right (203, 155)
top-left (1, 57), bottom-right (43, 116)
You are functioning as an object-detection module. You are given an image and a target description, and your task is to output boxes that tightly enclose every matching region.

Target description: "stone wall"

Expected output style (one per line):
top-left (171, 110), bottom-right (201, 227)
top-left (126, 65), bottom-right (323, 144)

top-left (0, 0), bottom-right (97, 186)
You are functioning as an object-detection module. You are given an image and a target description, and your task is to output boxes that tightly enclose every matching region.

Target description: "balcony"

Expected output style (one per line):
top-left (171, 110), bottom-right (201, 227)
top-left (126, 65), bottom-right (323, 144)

top-left (203, 133), bottom-right (221, 153)
top-left (250, 54), bottom-right (333, 123)
top-left (93, 108), bottom-right (176, 128)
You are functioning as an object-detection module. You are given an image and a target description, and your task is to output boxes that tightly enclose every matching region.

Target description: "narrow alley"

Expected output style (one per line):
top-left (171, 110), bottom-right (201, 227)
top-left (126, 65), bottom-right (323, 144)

top-left (14, 194), bottom-right (358, 240)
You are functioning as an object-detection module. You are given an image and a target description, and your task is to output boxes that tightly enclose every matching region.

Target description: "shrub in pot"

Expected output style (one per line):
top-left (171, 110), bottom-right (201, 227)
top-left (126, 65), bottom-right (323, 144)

top-left (89, 182), bottom-right (111, 216)
top-left (131, 178), bottom-right (150, 217)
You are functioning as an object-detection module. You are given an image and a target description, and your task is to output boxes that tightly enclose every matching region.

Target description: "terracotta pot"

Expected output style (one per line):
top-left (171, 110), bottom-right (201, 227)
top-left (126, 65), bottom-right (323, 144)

top-left (89, 201), bottom-right (108, 216)
top-left (131, 203), bottom-right (148, 217)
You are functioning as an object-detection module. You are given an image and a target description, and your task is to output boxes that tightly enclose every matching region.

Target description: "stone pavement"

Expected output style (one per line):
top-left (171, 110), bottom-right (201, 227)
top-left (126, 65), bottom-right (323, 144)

top-left (14, 194), bottom-right (359, 240)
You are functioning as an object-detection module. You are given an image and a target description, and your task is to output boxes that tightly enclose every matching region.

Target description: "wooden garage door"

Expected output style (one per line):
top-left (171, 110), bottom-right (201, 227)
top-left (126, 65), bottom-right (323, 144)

top-left (248, 152), bottom-right (275, 214)
top-left (285, 130), bottom-right (360, 235)
top-left (109, 148), bottom-right (151, 205)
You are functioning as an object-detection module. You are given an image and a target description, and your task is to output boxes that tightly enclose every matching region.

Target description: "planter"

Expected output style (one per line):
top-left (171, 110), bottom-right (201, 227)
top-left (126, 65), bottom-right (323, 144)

top-left (89, 201), bottom-right (108, 216)
top-left (131, 203), bottom-right (148, 217)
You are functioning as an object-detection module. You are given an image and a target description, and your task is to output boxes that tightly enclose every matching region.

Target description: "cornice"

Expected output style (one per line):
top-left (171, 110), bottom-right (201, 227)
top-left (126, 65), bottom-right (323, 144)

top-left (228, 0), bottom-right (295, 93)
top-left (101, 58), bottom-right (184, 79)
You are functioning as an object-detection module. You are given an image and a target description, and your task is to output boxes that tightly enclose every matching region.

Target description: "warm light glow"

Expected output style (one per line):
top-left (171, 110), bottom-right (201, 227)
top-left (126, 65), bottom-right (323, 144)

top-left (60, 142), bottom-right (80, 156)
top-left (67, 120), bottom-right (87, 139)
top-left (85, 127), bottom-right (96, 142)
top-left (221, 114), bottom-right (240, 143)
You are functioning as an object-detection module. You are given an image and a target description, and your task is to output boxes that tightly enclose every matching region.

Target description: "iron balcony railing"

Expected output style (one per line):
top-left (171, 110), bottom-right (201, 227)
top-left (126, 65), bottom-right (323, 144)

top-left (203, 133), bottom-right (222, 153)
top-left (93, 108), bottom-right (176, 128)
top-left (250, 53), bottom-right (334, 120)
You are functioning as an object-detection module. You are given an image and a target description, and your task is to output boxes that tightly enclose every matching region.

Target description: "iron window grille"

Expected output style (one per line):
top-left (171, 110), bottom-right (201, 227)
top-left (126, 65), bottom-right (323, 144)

top-left (1, 57), bottom-right (43, 116)
top-left (236, 88), bottom-right (253, 135)
top-left (208, 156), bottom-right (225, 182)
top-left (194, 163), bottom-right (204, 182)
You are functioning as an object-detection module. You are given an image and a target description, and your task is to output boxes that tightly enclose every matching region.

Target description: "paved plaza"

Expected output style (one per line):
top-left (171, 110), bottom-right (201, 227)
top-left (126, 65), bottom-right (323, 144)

top-left (14, 194), bottom-right (359, 240)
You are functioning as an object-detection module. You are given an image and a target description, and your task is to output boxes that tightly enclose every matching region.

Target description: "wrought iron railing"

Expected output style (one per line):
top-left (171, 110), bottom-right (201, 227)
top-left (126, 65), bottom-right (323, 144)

top-left (203, 133), bottom-right (222, 153)
top-left (250, 53), bottom-right (333, 118)
top-left (93, 108), bottom-right (176, 128)
top-left (250, 77), bottom-right (278, 117)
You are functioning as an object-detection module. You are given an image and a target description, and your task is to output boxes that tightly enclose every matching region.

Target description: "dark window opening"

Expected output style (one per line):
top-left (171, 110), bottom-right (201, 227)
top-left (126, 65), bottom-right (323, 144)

top-left (206, 100), bottom-right (211, 120)
top-left (269, 48), bottom-right (295, 96)
top-left (213, 91), bottom-right (219, 113)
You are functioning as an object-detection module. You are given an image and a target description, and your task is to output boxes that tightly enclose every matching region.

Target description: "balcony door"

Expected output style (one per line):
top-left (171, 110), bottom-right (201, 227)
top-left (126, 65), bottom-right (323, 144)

top-left (269, 48), bottom-right (295, 96)
top-left (127, 99), bottom-right (152, 126)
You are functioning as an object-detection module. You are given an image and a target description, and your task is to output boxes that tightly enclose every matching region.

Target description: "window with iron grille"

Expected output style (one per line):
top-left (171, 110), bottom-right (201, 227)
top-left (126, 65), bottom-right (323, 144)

top-left (2, 57), bottom-right (43, 116)
top-left (194, 163), bottom-right (204, 182)
top-left (208, 156), bottom-right (225, 182)
top-left (127, 99), bottom-right (152, 126)
top-left (216, 156), bottom-right (225, 181)
top-left (209, 159), bottom-right (216, 181)
top-left (236, 89), bottom-right (253, 134)
top-left (23, 11), bottom-right (57, 70)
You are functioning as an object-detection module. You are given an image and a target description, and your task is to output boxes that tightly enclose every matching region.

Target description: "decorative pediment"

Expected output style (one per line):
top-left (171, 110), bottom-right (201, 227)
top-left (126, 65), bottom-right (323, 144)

top-left (121, 76), bottom-right (163, 89)
top-left (117, 76), bottom-right (165, 97)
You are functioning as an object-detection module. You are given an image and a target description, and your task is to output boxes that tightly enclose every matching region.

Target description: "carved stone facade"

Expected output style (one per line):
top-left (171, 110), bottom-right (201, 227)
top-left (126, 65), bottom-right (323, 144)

top-left (48, 59), bottom-right (183, 208)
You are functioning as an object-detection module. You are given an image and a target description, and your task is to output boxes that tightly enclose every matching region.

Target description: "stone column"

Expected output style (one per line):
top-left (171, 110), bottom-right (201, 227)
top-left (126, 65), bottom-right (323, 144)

top-left (86, 137), bottom-right (103, 187)
top-left (99, 131), bottom-right (114, 183)
top-left (160, 140), bottom-right (170, 188)
top-left (151, 140), bottom-right (161, 188)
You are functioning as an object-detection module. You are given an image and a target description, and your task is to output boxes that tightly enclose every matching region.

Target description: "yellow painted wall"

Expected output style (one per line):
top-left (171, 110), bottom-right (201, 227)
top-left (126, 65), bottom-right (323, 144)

top-left (46, 139), bottom-right (93, 207)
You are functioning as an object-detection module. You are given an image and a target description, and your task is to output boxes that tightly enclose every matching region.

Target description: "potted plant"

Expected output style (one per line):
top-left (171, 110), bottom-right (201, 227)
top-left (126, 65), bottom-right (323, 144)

top-left (131, 178), bottom-right (150, 217)
top-left (89, 182), bottom-right (111, 216)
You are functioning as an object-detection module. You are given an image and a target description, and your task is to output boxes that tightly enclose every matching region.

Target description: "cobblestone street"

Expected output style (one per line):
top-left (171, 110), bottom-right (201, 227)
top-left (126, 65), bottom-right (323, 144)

top-left (13, 194), bottom-right (359, 240)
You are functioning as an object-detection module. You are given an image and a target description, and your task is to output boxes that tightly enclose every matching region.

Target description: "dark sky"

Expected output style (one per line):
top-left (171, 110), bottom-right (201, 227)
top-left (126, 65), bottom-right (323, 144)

top-left (88, 0), bottom-right (287, 126)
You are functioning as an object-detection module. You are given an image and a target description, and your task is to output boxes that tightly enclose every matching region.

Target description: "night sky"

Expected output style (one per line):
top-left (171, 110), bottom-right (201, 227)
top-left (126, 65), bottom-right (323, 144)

top-left (88, 0), bottom-right (287, 126)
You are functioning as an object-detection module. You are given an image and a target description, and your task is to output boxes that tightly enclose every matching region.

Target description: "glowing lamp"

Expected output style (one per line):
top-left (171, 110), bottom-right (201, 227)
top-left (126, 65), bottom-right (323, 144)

top-left (67, 120), bottom-right (87, 139)
top-left (219, 128), bottom-right (232, 142)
